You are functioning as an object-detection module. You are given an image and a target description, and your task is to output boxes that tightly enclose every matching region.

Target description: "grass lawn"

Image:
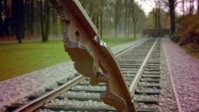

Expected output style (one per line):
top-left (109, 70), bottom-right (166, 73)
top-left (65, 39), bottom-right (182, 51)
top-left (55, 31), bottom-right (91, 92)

top-left (0, 37), bottom-right (136, 81)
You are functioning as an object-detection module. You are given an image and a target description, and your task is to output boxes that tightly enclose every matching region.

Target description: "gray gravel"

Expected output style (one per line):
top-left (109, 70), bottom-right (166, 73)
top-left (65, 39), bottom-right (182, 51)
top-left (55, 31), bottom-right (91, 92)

top-left (1, 37), bottom-right (198, 112)
top-left (160, 37), bottom-right (199, 112)
top-left (0, 38), bottom-right (148, 111)
top-left (0, 61), bottom-right (76, 110)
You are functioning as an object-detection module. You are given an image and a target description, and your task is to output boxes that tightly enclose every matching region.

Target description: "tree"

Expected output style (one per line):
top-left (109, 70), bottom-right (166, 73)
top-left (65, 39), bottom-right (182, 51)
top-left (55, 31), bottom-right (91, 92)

top-left (167, 0), bottom-right (176, 35)
top-left (80, 0), bottom-right (105, 37)
top-left (129, 0), bottom-right (142, 38)
top-left (124, 0), bottom-right (128, 37)
top-left (136, 8), bottom-right (147, 34)
top-left (198, 0), bottom-right (199, 12)
top-left (12, 0), bottom-right (24, 43)
top-left (143, 0), bottom-right (177, 35)
top-left (159, 0), bottom-right (177, 35)
top-left (80, 0), bottom-right (146, 38)
top-left (0, 0), bottom-right (4, 36)
top-left (147, 8), bottom-right (169, 29)
top-left (40, 0), bottom-right (50, 42)
top-left (114, 0), bottom-right (120, 37)
top-left (30, 0), bottom-right (34, 35)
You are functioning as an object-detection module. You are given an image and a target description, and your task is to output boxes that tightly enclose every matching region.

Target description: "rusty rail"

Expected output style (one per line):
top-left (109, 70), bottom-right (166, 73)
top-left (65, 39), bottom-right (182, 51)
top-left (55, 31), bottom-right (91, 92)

top-left (48, 0), bottom-right (135, 111)
top-left (13, 76), bottom-right (85, 112)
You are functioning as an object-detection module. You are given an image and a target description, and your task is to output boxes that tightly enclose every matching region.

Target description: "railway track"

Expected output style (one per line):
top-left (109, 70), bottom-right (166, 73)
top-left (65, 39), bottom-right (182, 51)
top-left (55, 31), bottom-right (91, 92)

top-left (118, 37), bottom-right (161, 112)
top-left (5, 37), bottom-right (163, 112)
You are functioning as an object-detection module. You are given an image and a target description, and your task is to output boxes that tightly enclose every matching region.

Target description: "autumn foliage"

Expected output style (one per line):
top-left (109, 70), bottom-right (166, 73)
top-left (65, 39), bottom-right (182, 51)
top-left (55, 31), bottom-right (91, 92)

top-left (172, 13), bottom-right (199, 58)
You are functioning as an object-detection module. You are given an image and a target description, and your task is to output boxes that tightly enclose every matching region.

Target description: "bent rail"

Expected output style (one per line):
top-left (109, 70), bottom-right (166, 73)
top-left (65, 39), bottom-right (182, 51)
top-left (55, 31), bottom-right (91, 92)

top-left (49, 0), bottom-right (135, 111)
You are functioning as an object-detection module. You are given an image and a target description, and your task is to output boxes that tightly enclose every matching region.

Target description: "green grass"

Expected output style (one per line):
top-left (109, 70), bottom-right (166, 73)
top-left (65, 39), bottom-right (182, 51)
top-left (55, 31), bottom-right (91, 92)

top-left (0, 37), bottom-right (136, 81)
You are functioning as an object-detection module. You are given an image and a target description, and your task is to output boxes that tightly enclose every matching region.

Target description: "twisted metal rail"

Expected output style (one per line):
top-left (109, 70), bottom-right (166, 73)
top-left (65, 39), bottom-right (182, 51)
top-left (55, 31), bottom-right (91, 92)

top-left (8, 0), bottom-right (164, 111)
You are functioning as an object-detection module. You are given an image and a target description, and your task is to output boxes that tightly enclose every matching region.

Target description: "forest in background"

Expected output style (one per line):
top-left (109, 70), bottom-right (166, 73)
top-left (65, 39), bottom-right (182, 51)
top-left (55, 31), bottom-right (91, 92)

top-left (0, 0), bottom-right (62, 43)
top-left (0, 0), bottom-right (172, 43)
top-left (169, 0), bottom-right (199, 58)
top-left (0, 0), bottom-right (199, 58)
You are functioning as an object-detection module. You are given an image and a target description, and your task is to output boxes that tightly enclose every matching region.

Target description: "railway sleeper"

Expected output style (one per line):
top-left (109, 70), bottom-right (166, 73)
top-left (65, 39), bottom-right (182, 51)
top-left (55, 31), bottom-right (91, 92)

top-left (140, 78), bottom-right (160, 83)
top-left (120, 63), bottom-right (141, 67)
top-left (142, 75), bottom-right (160, 78)
top-left (122, 72), bottom-right (136, 76)
top-left (145, 65), bottom-right (160, 68)
top-left (137, 107), bottom-right (158, 112)
top-left (78, 81), bottom-right (106, 86)
top-left (146, 63), bottom-right (160, 66)
top-left (45, 88), bottom-right (54, 92)
top-left (135, 89), bottom-right (160, 95)
top-left (41, 105), bottom-right (115, 111)
top-left (6, 104), bottom-right (22, 112)
top-left (147, 60), bottom-right (160, 64)
top-left (144, 68), bottom-right (160, 71)
top-left (120, 66), bottom-right (140, 69)
top-left (56, 80), bottom-right (68, 86)
top-left (28, 95), bottom-right (39, 100)
top-left (63, 94), bottom-right (101, 101)
top-left (143, 71), bottom-right (160, 75)
top-left (138, 82), bottom-right (161, 88)
top-left (134, 97), bottom-right (158, 104)
top-left (70, 87), bottom-right (105, 93)
top-left (123, 74), bottom-right (136, 77)
top-left (121, 70), bottom-right (138, 74)
top-left (117, 60), bottom-right (143, 63)
top-left (150, 54), bottom-right (160, 57)
top-left (124, 77), bottom-right (134, 81)
top-left (144, 67), bottom-right (160, 70)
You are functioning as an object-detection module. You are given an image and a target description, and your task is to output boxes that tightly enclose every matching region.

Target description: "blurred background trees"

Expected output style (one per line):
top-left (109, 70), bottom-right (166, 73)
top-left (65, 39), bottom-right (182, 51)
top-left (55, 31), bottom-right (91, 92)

top-left (80, 0), bottom-right (147, 38)
top-left (0, 0), bottom-right (63, 43)
top-left (173, 0), bottom-right (199, 58)
top-left (0, 0), bottom-right (199, 55)
top-left (0, 0), bottom-right (148, 43)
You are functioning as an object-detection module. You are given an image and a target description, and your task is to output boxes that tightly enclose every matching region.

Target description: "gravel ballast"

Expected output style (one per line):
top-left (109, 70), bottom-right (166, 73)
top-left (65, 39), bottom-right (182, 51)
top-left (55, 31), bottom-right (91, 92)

top-left (0, 37), bottom-right (199, 112)
top-left (0, 38), bottom-right (148, 111)
top-left (161, 37), bottom-right (199, 112)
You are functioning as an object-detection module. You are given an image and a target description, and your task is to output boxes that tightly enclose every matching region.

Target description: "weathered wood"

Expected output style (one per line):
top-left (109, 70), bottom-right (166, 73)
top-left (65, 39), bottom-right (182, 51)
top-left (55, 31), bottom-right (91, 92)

top-left (49, 0), bottom-right (136, 111)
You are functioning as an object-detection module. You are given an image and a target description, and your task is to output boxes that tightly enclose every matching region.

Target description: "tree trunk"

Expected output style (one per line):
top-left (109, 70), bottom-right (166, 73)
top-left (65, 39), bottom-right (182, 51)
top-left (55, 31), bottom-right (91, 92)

top-left (100, 12), bottom-right (103, 38)
top-left (130, 0), bottom-right (140, 38)
top-left (96, 16), bottom-right (99, 30)
top-left (133, 22), bottom-right (136, 38)
top-left (189, 0), bottom-right (194, 14)
top-left (127, 5), bottom-right (131, 37)
top-left (40, 0), bottom-right (50, 42)
top-left (154, 12), bottom-right (158, 29)
top-left (1, 0), bottom-right (10, 36)
top-left (182, 0), bottom-right (185, 17)
top-left (0, 1), bottom-right (4, 36)
top-left (115, 0), bottom-right (119, 37)
top-left (25, 0), bottom-right (30, 37)
top-left (30, 0), bottom-right (34, 35)
top-left (157, 7), bottom-right (161, 29)
top-left (198, 0), bottom-right (199, 12)
top-left (52, 9), bottom-right (58, 35)
top-left (44, 0), bottom-right (50, 41)
top-left (89, 4), bottom-right (92, 17)
top-left (13, 0), bottom-right (24, 43)
top-left (169, 0), bottom-right (176, 35)
top-left (40, 0), bottom-right (44, 39)
top-left (124, 0), bottom-right (127, 37)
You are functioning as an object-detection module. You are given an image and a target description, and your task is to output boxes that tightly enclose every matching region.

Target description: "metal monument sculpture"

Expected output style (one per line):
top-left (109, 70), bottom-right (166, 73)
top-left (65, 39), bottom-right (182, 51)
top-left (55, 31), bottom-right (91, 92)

top-left (49, 0), bottom-right (136, 111)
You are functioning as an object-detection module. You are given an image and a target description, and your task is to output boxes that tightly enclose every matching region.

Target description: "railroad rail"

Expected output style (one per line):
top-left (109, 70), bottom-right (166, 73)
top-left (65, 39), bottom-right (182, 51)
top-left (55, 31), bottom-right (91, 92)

top-left (5, 37), bottom-right (162, 112)
top-left (48, 0), bottom-right (135, 111)
top-left (5, 0), bottom-right (163, 112)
